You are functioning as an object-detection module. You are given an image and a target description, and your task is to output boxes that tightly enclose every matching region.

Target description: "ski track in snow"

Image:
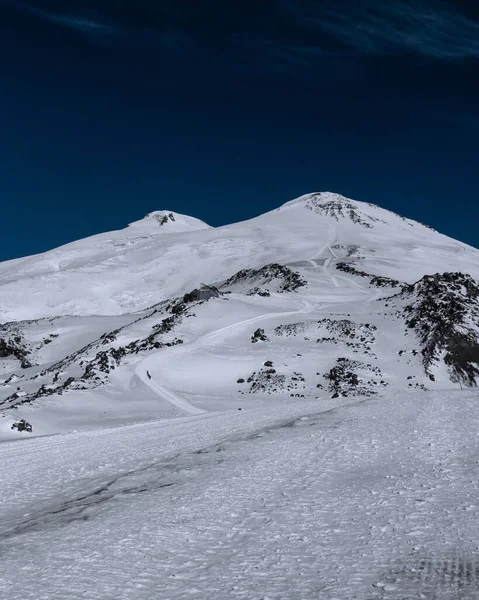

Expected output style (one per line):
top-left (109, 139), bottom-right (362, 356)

top-left (1, 392), bottom-right (479, 599)
top-left (135, 299), bottom-right (314, 415)
top-left (136, 366), bottom-right (206, 415)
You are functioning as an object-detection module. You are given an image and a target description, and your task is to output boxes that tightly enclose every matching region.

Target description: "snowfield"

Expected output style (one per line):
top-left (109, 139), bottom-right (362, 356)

top-left (2, 392), bottom-right (479, 599)
top-left (1, 192), bottom-right (479, 598)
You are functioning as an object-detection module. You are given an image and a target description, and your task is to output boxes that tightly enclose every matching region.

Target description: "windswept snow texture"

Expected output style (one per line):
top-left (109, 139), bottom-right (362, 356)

top-left (3, 393), bottom-right (479, 599)
top-left (1, 192), bottom-right (479, 598)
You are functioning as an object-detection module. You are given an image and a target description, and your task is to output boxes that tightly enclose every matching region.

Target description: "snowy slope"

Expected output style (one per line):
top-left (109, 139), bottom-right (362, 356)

top-left (0, 191), bottom-right (478, 440)
top-left (0, 210), bottom-right (211, 320)
top-left (2, 192), bottom-right (479, 599)
top-left (2, 391), bottom-right (479, 599)
top-left (0, 192), bottom-right (477, 321)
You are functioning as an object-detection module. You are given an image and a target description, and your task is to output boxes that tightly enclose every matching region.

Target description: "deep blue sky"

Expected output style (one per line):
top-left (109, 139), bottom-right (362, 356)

top-left (1, 0), bottom-right (478, 260)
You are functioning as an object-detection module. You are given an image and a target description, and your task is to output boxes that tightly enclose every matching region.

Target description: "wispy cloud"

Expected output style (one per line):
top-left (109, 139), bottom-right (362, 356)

top-left (8, 0), bottom-right (479, 63)
top-left (282, 0), bottom-right (479, 60)
top-left (10, 1), bottom-right (114, 36)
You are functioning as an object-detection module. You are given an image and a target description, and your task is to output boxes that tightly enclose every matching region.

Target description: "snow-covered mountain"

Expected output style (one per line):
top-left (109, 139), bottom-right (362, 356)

top-left (1, 192), bottom-right (478, 438)
top-left (4, 192), bottom-right (479, 600)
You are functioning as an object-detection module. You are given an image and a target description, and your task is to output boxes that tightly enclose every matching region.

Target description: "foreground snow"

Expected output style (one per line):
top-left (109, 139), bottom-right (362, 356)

top-left (2, 391), bottom-right (479, 599)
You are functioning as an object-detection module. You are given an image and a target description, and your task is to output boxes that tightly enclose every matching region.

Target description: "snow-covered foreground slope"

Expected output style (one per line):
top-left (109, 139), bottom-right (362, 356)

top-left (2, 391), bottom-right (479, 599)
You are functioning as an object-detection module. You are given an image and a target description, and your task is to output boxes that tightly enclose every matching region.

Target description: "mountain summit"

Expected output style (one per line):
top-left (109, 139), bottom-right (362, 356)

top-left (3, 190), bottom-right (475, 322)
top-left (0, 192), bottom-right (478, 438)
top-left (128, 210), bottom-right (211, 233)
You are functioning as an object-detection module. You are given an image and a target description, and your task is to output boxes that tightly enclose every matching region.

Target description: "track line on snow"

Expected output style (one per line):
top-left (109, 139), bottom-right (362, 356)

top-left (135, 298), bottom-right (315, 415)
top-left (136, 366), bottom-right (206, 415)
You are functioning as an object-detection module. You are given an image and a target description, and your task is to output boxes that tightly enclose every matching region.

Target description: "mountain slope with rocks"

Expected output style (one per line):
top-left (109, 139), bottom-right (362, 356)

top-left (0, 191), bottom-right (478, 438)
top-left (3, 192), bottom-right (479, 600)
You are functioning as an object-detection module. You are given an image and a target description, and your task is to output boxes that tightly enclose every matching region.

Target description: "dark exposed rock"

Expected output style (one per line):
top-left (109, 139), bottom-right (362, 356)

top-left (275, 319), bottom-right (377, 358)
top-left (167, 285), bottom-right (222, 316)
top-left (11, 419), bottom-right (32, 433)
top-left (274, 322), bottom-right (309, 337)
top-left (336, 262), bottom-right (403, 289)
top-left (323, 358), bottom-right (385, 398)
top-left (157, 212), bottom-right (176, 226)
top-left (0, 337), bottom-right (32, 369)
top-left (331, 244), bottom-right (361, 257)
top-left (399, 272), bottom-right (479, 386)
top-left (221, 263), bottom-right (306, 296)
top-left (303, 194), bottom-right (386, 229)
top-left (251, 328), bottom-right (269, 343)
top-left (182, 284), bottom-right (221, 304)
top-left (246, 369), bottom-right (287, 394)
top-left (243, 368), bottom-right (306, 395)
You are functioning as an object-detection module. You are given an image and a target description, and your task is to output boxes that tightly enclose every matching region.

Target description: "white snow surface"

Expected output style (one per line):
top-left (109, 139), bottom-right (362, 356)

top-left (2, 392), bottom-right (479, 599)
top-left (1, 192), bottom-right (479, 598)
top-left (0, 192), bottom-right (477, 321)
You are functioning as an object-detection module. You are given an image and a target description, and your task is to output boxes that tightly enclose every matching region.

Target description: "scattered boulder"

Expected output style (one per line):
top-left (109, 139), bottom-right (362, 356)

top-left (251, 328), bottom-right (269, 343)
top-left (11, 419), bottom-right (32, 433)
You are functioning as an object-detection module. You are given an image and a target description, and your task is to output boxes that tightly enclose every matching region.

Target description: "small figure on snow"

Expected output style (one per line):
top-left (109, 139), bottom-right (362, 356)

top-left (146, 370), bottom-right (152, 380)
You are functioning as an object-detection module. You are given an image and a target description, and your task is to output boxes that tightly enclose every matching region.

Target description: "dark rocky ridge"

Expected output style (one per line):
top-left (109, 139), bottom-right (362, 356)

top-left (0, 336), bottom-right (32, 369)
top-left (336, 262), bottom-right (403, 288)
top-left (221, 263), bottom-right (306, 296)
top-left (398, 272), bottom-right (479, 386)
top-left (304, 194), bottom-right (386, 229)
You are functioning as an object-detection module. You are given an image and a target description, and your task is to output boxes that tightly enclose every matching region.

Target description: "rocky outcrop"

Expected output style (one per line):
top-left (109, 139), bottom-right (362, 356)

top-left (323, 358), bottom-right (387, 398)
top-left (336, 262), bottom-right (403, 288)
top-left (304, 193), bottom-right (386, 229)
top-left (275, 318), bottom-right (377, 356)
top-left (221, 264), bottom-right (306, 296)
top-left (11, 419), bottom-right (32, 433)
top-left (399, 272), bottom-right (479, 386)
top-left (251, 328), bottom-right (269, 343)
top-left (182, 285), bottom-right (221, 304)
top-left (0, 335), bottom-right (32, 369)
top-left (238, 366), bottom-right (307, 396)
top-left (156, 212), bottom-right (176, 226)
